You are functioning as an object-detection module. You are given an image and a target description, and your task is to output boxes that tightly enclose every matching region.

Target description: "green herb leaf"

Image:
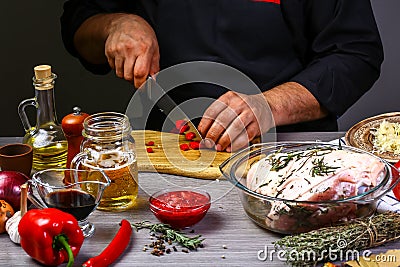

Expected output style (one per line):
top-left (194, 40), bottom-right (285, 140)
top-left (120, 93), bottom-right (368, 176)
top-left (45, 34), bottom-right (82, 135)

top-left (132, 221), bottom-right (204, 249)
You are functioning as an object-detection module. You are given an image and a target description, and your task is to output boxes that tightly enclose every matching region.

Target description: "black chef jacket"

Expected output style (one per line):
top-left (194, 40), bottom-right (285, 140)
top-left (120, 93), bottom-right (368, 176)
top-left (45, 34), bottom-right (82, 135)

top-left (61, 0), bottom-right (383, 132)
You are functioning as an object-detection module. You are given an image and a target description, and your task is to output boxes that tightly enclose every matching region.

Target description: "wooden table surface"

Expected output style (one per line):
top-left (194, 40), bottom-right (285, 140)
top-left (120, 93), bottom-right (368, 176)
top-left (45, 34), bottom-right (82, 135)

top-left (1, 132), bottom-right (399, 267)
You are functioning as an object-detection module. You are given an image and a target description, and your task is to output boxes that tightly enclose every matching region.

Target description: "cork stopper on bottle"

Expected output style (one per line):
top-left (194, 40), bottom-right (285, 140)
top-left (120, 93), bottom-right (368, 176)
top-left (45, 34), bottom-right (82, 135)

top-left (34, 65), bottom-right (52, 79)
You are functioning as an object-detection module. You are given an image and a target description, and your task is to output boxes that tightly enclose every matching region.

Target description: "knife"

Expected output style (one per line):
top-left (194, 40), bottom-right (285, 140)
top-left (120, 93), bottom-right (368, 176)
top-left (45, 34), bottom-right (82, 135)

top-left (145, 76), bottom-right (203, 140)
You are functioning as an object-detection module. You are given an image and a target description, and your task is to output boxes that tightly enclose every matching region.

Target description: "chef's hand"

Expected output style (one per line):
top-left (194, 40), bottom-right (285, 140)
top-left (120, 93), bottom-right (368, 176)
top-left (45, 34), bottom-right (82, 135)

top-left (105, 14), bottom-right (160, 88)
top-left (198, 91), bottom-right (274, 152)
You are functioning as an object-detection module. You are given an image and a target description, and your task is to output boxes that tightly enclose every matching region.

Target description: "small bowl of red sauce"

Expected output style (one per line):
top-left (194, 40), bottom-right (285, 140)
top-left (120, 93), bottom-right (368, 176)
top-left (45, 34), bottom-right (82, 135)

top-left (149, 188), bottom-right (211, 229)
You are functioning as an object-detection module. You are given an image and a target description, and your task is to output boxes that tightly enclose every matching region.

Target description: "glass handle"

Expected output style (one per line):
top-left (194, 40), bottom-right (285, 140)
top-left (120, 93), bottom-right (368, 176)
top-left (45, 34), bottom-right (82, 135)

top-left (70, 152), bottom-right (87, 169)
top-left (26, 180), bottom-right (47, 209)
top-left (70, 152), bottom-right (89, 183)
top-left (18, 97), bottom-right (37, 132)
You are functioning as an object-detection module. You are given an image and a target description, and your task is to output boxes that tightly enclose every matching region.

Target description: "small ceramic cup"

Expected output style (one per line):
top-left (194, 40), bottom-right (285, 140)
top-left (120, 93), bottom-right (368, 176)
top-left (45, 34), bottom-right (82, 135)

top-left (0, 143), bottom-right (33, 177)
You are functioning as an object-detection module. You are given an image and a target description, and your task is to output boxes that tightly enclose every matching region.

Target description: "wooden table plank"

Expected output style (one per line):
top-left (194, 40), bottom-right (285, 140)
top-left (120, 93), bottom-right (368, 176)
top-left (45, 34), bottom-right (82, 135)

top-left (1, 132), bottom-right (398, 267)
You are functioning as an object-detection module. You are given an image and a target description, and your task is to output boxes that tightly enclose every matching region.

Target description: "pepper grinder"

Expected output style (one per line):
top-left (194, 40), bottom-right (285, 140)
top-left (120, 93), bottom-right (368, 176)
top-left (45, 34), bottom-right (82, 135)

top-left (61, 107), bottom-right (89, 168)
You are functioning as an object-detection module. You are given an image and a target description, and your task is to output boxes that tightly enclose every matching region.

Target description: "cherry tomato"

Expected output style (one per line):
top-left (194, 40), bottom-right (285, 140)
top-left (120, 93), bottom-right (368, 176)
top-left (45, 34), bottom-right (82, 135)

top-left (146, 141), bottom-right (155, 146)
top-left (180, 144), bottom-right (190, 151)
top-left (185, 132), bottom-right (196, 141)
top-left (175, 120), bottom-right (187, 130)
top-left (189, 141), bottom-right (200, 150)
top-left (179, 125), bottom-right (190, 134)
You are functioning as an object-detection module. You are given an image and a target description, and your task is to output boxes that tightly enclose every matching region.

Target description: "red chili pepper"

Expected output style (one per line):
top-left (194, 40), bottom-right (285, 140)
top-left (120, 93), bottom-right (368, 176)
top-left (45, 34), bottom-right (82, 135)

top-left (185, 132), bottom-right (196, 141)
top-left (189, 141), bottom-right (200, 150)
top-left (18, 208), bottom-right (84, 267)
top-left (82, 219), bottom-right (132, 267)
top-left (180, 143), bottom-right (190, 151)
top-left (146, 141), bottom-right (155, 146)
top-left (146, 147), bottom-right (154, 153)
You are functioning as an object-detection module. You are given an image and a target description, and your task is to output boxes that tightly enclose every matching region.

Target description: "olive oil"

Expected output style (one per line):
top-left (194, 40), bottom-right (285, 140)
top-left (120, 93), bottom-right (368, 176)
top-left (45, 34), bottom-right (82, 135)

top-left (18, 65), bottom-right (68, 172)
top-left (25, 134), bottom-right (68, 171)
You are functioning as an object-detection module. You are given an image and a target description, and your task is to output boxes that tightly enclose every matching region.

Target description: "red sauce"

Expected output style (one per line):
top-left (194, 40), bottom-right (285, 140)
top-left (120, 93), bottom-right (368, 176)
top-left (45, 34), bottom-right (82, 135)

top-left (149, 190), bottom-right (211, 229)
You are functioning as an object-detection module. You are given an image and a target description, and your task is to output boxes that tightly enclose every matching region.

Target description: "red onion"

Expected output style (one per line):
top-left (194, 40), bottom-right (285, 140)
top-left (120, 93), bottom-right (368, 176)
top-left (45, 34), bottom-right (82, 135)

top-left (0, 171), bottom-right (29, 210)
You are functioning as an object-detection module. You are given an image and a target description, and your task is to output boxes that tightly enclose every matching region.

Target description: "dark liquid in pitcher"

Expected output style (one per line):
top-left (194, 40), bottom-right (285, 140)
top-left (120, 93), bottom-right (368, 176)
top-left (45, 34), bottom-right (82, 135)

top-left (45, 189), bottom-right (96, 221)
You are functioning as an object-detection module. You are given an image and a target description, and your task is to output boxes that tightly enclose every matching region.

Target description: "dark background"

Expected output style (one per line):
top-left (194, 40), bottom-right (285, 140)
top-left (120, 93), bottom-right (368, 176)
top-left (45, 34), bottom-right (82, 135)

top-left (1, 0), bottom-right (398, 137)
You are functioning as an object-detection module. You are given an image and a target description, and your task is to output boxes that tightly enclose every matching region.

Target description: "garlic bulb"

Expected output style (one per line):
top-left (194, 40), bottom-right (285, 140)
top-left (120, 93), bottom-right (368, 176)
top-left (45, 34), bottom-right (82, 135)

top-left (6, 184), bottom-right (28, 244)
top-left (5, 211), bottom-right (21, 244)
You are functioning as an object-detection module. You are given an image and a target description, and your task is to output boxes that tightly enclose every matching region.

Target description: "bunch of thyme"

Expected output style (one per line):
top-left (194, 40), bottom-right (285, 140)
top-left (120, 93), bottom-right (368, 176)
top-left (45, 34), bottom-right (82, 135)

top-left (274, 212), bottom-right (400, 267)
top-left (132, 221), bottom-right (204, 249)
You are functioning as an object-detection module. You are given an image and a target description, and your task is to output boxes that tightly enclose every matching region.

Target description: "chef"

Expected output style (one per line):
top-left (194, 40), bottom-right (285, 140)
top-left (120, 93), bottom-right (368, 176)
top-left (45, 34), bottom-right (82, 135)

top-left (60, 0), bottom-right (383, 152)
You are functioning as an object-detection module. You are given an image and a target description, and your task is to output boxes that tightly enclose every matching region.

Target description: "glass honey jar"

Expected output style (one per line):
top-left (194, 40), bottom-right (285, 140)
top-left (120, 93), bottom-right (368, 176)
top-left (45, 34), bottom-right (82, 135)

top-left (71, 112), bottom-right (138, 211)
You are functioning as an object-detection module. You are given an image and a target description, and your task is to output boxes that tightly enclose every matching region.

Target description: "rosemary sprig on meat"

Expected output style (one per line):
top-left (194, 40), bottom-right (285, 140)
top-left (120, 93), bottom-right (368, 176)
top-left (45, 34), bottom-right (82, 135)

top-left (268, 146), bottom-right (335, 172)
top-left (310, 157), bottom-right (340, 177)
top-left (273, 212), bottom-right (400, 267)
top-left (269, 150), bottom-right (302, 171)
top-left (132, 221), bottom-right (204, 249)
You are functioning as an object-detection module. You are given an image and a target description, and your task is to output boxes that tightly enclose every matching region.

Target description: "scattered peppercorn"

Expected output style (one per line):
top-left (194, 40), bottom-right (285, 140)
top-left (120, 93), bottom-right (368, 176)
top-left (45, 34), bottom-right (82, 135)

top-left (146, 147), bottom-right (154, 153)
top-left (135, 222), bottom-right (205, 257)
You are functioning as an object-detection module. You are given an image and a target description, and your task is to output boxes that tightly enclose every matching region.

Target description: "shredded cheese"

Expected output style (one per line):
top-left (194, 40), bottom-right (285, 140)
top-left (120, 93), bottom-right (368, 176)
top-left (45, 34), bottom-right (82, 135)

top-left (372, 120), bottom-right (400, 155)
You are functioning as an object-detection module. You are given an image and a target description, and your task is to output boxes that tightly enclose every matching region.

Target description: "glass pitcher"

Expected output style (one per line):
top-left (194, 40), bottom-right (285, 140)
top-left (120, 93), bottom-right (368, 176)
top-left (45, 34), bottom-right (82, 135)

top-left (18, 65), bottom-right (67, 172)
top-left (28, 168), bottom-right (111, 237)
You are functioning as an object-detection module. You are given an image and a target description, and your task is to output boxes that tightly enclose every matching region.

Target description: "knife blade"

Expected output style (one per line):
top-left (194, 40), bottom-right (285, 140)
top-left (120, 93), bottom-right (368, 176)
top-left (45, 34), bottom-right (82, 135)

top-left (145, 76), bottom-right (203, 140)
top-left (140, 76), bottom-right (217, 172)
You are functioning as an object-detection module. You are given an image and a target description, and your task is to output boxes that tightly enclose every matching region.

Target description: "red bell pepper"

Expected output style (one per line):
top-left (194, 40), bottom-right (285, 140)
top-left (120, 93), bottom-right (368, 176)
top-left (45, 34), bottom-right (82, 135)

top-left (18, 208), bottom-right (84, 267)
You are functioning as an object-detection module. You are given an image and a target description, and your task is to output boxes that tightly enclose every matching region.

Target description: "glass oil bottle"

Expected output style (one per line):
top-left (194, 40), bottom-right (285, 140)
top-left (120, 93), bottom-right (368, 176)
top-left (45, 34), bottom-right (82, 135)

top-left (18, 65), bottom-right (68, 171)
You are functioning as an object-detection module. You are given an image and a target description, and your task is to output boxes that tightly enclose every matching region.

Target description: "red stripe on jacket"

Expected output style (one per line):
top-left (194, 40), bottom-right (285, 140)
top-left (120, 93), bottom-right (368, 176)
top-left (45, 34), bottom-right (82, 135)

top-left (252, 0), bottom-right (280, 4)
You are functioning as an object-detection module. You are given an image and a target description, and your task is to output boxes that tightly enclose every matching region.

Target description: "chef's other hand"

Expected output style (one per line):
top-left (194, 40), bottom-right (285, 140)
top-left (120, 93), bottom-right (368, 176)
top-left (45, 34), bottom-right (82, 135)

top-left (198, 91), bottom-right (273, 152)
top-left (105, 14), bottom-right (160, 89)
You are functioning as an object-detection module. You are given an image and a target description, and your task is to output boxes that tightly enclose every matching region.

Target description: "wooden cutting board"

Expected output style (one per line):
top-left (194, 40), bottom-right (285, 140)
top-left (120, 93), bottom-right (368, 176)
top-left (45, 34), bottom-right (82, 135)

top-left (131, 130), bottom-right (232, 179)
